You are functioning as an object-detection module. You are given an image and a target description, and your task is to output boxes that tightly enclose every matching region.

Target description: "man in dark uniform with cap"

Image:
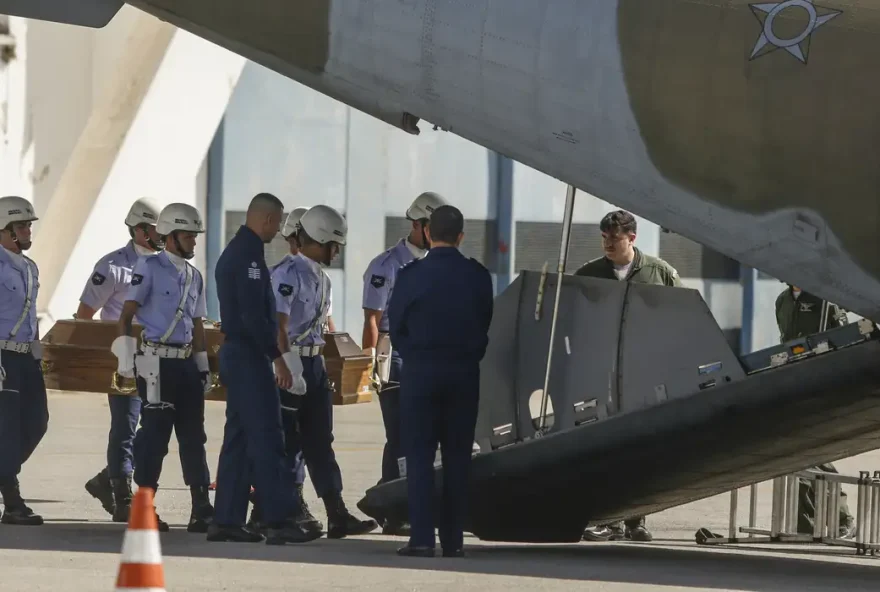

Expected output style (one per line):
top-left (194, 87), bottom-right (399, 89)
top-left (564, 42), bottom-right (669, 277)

top-left (389, 205), bottom-right (494, 558)
top-left (207, 192), bottom-right (321, 545)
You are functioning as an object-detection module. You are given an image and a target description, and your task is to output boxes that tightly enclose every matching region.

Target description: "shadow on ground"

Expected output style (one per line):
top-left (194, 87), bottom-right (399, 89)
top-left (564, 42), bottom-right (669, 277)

top-left (0, 521), bottom-right (877, 591)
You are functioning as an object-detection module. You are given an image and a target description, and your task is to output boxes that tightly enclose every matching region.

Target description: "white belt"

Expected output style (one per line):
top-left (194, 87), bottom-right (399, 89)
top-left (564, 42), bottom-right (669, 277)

top-left (292, 344), bottom-right (322, 357)
top-left (142, 342), bottom-right (192, 359)
top-left (0, 340), bottom-right (31, 354)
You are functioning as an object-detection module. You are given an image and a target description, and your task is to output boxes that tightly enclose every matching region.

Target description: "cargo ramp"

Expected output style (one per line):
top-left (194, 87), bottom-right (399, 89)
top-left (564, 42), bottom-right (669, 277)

top-left (357, 271), bottom-right (880, 543)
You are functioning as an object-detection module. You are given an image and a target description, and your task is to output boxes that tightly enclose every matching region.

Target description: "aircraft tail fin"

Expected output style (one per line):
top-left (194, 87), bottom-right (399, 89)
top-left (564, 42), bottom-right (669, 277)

top-left (0, 0), bottom-right (123, 28)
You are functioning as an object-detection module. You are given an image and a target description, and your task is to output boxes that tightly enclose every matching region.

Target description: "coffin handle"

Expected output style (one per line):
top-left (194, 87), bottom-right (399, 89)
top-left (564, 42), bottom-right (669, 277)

top-left (111, 371), bottom-right (138, 395)
top-left (205, 371), bottom-right (222, 393)
top-left (40, 360), bottom-right (53, 374)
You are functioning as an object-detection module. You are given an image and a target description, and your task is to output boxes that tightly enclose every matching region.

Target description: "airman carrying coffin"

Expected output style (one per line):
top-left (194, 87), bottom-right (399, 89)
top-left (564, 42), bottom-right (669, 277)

top-left (39, 319), bottom-right (373, 405)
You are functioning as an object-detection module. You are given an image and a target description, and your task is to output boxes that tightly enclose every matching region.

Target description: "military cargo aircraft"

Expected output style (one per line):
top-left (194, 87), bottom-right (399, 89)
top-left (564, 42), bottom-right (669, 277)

top-left (3, 0), bottom-right (879, 544)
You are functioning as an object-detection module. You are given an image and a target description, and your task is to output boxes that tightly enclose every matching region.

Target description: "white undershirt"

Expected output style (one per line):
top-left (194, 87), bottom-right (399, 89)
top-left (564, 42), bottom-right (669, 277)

top-left (792, 288), bottom-right (802, 300)
top-left (613, 262), bottom-right (632, 280)
top-left (406, 239), bottom-right (427, 259)
top-left (134, 242), bottom-right (155, 257)
top-left (165, 250), bottom-right (187, 273)
top-left (5, 248), bottom-right (25, 268)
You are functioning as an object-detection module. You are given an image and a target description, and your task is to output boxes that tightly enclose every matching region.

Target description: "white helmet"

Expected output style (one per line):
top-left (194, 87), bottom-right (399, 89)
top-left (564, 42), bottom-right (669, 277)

top-left (0, 195), bottom-right (38, 229)
top-left (156, 203), bottom-right (205, 236)
top-left (406, 191), bottom-right (447, 221)
top-left (125, 197), bottom-right (161, 227)
top-left (281, 206), bottom-right (309, 238)
top-left (298, 204), bottom-right (346, 246)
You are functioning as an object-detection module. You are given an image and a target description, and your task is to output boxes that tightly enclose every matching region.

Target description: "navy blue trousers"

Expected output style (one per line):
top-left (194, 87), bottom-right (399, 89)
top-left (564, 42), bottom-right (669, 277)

top-left (0, 351), bottom-right (49, 486)
top-left (377, 354), bottom-right (403, 484)
top-left (289, 355), bottom-right (343, 499)
top-left (400, 366), bottom-right (480, 550)
top-left (214, 340), bottom-right (299, 526)
top-left (132, 356), bottom-right (210, 490)
top-left (106, 393), bottom-right (142, 478)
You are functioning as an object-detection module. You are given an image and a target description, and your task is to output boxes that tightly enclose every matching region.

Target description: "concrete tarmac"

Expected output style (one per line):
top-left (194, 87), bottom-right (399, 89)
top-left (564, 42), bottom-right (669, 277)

top-left (2, 392), bottom-right (878, 591)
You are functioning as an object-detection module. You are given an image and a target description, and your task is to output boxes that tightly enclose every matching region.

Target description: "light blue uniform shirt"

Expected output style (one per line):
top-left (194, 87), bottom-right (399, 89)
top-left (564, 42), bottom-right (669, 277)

top-left (79, 241), bottom-right (145, 321)
top-left (125, 251), bottom-right (207, 344)
top-left (362, 239), bottom-right (420, 333)
top-left (0, 246), bottom-right (40, 343)
top-left (271, 253), bottom-right (332, 348)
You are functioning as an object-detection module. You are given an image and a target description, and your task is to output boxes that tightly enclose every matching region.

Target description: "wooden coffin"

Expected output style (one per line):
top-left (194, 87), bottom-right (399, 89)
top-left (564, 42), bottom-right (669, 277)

top-left (323, 332), bottom-right (375, 406)
top-left (40, 319), bottom-right (227, 400)
top-left (41, 320), bottom-right (373, 405)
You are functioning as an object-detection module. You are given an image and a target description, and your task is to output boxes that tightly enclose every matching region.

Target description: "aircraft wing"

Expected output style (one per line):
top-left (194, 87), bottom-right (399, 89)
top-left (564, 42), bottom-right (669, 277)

top-left (2, 0), bottom-right (880, 322)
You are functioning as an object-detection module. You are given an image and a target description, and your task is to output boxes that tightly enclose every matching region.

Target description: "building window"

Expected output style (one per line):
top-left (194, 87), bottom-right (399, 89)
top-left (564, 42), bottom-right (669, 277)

top-left (658, 231), bottom-right (739, 280)
top-left (514, 222), bottom-right (603, 273)
top-left (385, 217), bottom-right (498, 272)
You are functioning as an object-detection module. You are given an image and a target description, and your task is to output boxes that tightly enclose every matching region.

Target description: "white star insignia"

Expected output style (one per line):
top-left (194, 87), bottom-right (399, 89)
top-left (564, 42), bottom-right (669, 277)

top-left (749, 0), bottom-right (841, 64)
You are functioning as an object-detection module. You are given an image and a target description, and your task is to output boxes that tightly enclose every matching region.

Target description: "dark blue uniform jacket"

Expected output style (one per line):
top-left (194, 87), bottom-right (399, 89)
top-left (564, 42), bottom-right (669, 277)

top-left (388, 246), bottom-right (494, 374)
top-left (214, 225), bottom-right (282, 361)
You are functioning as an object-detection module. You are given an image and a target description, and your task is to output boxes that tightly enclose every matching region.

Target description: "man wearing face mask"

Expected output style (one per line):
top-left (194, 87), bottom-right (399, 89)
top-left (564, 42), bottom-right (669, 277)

top-left (80, 198), bottom-right (167, 523)
top-left (271, 204), bottom-right (377, 539)
top-left (576, 209), bottom-right (681, 543)
top-left (361, 191), bottom-right (447, 536)
top-left (112, 202), bottom-right (214, 533)
top-left (775, 284), bottom-right (856, 538)
top-left (0, 195), bottom-right (48, 526)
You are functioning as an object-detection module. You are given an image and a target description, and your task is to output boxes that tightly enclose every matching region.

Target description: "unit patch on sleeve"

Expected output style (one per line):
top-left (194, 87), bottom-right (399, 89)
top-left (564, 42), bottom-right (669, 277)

top-left (91, 272), bottom-right (106, 286)
top-left (371, 274), bottom-right (386, 288)
top-left (131, 274), bottom-right (144, 286)
top-left (278, 283), bottom-right (293, 297)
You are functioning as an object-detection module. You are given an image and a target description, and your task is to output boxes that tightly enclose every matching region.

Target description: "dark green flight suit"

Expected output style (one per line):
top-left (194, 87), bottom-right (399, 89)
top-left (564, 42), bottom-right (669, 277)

top-left (775, 286), bottom-right (855, 536)
top-left (575, 247), bottom-right (682, 287)
top-left (575, 247), bottom-right (680, 542)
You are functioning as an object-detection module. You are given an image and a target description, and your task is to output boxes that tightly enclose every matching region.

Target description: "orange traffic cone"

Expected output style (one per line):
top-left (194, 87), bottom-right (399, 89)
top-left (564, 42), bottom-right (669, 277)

top-left (115, 487), bottom-right (165, 592)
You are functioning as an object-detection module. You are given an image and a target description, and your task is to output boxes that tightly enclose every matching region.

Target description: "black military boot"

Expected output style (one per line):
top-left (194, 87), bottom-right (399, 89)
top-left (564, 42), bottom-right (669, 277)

top-left (206, 522), bottom-right (265, 543)
top-left (187, 485), bottom-right (215, 533)
top-left (247, 500), bottom-right (265, 534)
top-left (323, 492), bottom-right (378, 539)
top-left (1, 479), bottom-right (44, 526)
top-left (295, 484), bottom-right (323, 535)
top-left (624, 517), bottom-right (653, 542)
top-left (85, 467), bottom-right (116, 517)
top-left (264, 518), bottom-right (323, 545)
top-left (148, 505), bottom-right (170, 532)
top-left (110, 475), bottom-right (133, 523)
top-left (382, 517), bottom-right (411, 536)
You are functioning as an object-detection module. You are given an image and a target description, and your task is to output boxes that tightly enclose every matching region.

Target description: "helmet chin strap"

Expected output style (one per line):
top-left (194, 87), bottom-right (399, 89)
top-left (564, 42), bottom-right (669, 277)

top-left (421, 224), bottom-right (431, 251)
top-left (167, 232), bottom-right (194, 260)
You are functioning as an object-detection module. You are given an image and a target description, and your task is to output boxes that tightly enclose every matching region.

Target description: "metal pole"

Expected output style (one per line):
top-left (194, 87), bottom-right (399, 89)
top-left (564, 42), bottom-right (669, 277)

top-left (819, 300), bottom-right (831, 332)
top-left (538, 184), bottom-right (577, 431)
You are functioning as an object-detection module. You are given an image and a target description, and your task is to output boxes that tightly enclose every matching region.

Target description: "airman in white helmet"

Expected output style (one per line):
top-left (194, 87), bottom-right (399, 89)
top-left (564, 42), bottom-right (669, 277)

top-left (79, 197), bottom-right (164, 522)
top-left (269, 203), bottom-right (377, 538)
top-left (112, 201), bottom-right (214, 533)
top-left (359, 190), bottom-right (448, 536)
top-left (0, 195), bottom-right (46, 526)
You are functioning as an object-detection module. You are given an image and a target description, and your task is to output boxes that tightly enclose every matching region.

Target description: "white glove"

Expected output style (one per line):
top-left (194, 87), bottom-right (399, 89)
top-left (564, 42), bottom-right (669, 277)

top-left (194, 351), bottom-right (209, 373)
top-left (282, 351), bottom-right (308, 395)
top-left (111, 335), bottom-right (137, 378)
top-left (31, 340), bottom-right (43, 361)
top-left (194, 351), bottom-right (212, 394)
